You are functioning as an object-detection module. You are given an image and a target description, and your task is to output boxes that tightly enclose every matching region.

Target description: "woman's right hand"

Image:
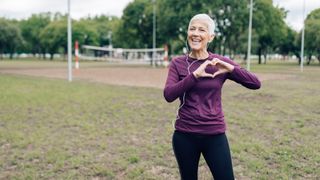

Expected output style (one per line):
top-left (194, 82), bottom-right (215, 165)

top-left (192, 60), bottom-right (215, 78)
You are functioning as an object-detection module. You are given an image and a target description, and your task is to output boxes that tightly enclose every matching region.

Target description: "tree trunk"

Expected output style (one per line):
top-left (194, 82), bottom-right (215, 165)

top-left (263, 52), bottom-right (267, 64)
top-left (230, 49), bottom-right (234, 59)
top-left (232, 46), bottom-right (237, 60)
top-left (37, 46), bottom-right (41, 59)
top-left (307, 54), bottom-right (312, 65)
top-left (294, 52), bottom-right (301, 64)
top-left (50, 53), bottom-right (54, 60)
top-left (244, 52), bottom-right (247, 61)
top-left (258, 48), bottom-right (262, 64)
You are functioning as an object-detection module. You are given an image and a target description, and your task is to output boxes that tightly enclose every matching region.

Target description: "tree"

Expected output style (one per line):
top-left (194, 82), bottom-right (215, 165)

top-left (40, 20), bottom-right (67, 59)
top-left (19, 13), bottom-right (51, 58)
top-left (72, 20), bottom-right (99, 52)
top-left (39, 16), bottom-right (100, 60)
top-left (156, 0), bottom-right (256, 56)
top-left (304, 8), bottom-right (320, 64)
top-left (90, 15), bottom-right (120, 47)
top-left (277, 27), bottom-right (299, 60)
top-left (0, 18), bottom-right (23, 59)
top-left (209, 0), bottom-right (249, 57)
top-left (114, 0), bottom-right (291, 59)
top-left (114, 0), bottom-right (153, 48)
top-left (253, 0), bottom-right (287, 64)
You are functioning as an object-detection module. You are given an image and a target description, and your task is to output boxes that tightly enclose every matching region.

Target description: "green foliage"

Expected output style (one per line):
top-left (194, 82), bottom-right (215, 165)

top-left (305, 8), bottom-right (320, 64)
top-left (73, 20), bottom-right (99, 47)
top-left (0, 18), bottom-right (23, 59)
top-left (19, 13), bottom-right (51, 55)
top-left (77, 15), bottom-right (120, 48)
top-left (114, 0), bottom-right (153, 48)
top-left (92, 15), bottom-right (120, 47)
top-left (145, 0), bottom-right (244, 54)
top-left (278, 27), bottom-right (298, 57)
top-left (39, 20), bottom-right (67, 59)
top-left (253, 0), bottom-right (287, 63)
top-left (116, 0), bottom-right (290, 58)
top-left (0, 2), bottom-right (319, 62)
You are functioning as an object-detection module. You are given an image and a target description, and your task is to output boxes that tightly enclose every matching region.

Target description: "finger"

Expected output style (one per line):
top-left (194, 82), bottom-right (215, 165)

top-left (212, 58), bottom-right (220, 61)
top-left (212, 72), bottom-right (220, 78)
top-left (211, 58), bottom-right (220, 63)
top-left (202, 73), bottom-right (215, 78)
top-left (212, 59), bottom-right (221, 66)
top-left (201, 60), bottom-right (214, 68)
top-left (214, 61), bottom-right (227, 68)
top-left (212, 69), bottom-right (228, 78)
top-left (205, 60), bottom-right (214, 65)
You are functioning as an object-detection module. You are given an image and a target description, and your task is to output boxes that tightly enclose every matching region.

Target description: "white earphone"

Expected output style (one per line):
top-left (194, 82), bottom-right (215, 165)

top-left (173, 35), bottom-right (211, 128)
top-left (173, 55), bottom-right (200, 128)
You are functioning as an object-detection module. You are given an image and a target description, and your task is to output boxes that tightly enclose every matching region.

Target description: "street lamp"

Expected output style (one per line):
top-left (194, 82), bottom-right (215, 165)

top-left (67, 0), bottom-right (72, 81)
top-left (300, 0), bottom-right (305, 72)
top-left (108, 31), bottom-right (113, 57)
top-left (247, 0), bottom-right (253, 71)
top-left (152, 0), bottom-right (156, 67)
top-left (108, 31), bottom-right (112, 48)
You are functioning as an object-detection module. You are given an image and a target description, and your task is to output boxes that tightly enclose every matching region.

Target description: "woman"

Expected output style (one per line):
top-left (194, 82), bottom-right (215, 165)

top-left (163, 14), bottom-right (261, 180)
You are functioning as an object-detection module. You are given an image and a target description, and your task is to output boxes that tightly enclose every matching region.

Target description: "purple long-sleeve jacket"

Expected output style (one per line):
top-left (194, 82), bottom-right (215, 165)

top-left (163, 52), bottom-right (261, 135)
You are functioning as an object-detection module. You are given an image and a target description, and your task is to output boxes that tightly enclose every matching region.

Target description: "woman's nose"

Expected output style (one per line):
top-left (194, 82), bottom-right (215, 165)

top-left (192, 30), bottom-right (200, 36)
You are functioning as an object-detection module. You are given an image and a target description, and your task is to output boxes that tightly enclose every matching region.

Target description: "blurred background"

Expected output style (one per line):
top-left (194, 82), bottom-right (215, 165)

top-left (0, 0), bottom-right (319, 65)
top-left (0, 1), bottom-right (319, 179)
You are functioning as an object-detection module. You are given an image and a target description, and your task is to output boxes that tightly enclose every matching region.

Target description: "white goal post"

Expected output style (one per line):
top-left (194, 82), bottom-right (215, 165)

top-left (80, 45), bottom-right (169, 66)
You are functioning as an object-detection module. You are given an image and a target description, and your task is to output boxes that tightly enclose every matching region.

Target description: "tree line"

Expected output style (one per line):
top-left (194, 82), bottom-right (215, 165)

top-left (0, 0), bottom-right (319, 64)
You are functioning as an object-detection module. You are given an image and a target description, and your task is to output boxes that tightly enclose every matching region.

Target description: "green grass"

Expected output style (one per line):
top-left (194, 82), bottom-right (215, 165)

top-left (0, 61), bottom-right (319, 179)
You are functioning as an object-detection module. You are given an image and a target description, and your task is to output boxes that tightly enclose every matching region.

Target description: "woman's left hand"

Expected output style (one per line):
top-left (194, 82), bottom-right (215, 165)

top-left (211, 58), bottom-right (235, 78)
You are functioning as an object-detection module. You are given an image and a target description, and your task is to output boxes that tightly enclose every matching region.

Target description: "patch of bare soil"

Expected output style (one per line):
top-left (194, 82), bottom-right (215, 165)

top-left (0, 67), bottom-right (295, 89)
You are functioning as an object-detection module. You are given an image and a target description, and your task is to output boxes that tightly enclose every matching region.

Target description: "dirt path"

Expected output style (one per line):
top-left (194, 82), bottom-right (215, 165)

top-left (0, 66), bottom-right (294, 89)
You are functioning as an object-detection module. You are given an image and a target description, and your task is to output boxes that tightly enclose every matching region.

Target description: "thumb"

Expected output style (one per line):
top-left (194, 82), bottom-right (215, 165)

top-left (212, 70), bottom-right (223, 78)
top-left (202, 72), bottom-right (215, 78)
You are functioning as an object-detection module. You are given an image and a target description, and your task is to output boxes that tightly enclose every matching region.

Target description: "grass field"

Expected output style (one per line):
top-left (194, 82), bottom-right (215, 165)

top-left (0, 60), bottom-right (319, 179)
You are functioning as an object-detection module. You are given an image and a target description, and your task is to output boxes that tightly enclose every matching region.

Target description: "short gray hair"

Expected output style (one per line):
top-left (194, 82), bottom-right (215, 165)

top-left (188, 14), bottom-right (215, 36)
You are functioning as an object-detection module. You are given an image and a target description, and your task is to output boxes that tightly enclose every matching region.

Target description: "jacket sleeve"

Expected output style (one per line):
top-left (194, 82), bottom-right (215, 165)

top-left (163, 60), bottom-right (198, 102)
top-left (225, 58), bottom-right (261, 89)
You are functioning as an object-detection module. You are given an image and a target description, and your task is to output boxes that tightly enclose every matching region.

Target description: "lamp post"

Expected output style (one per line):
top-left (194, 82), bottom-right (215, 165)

top-left (247, 0), bottom-right (253, 71)
top-left (67, 0), bottom-right (72, 81)
top-left (300, 0), bottom-right (305, 72)
top-left (152, 0), bottom-right (156, 67)
top-left (108, 31), bottom-right (113, 57)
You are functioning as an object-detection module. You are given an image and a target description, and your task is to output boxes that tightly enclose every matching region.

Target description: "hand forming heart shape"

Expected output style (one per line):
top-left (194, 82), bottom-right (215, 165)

top-left (193, 58), bottom-right (235, 79)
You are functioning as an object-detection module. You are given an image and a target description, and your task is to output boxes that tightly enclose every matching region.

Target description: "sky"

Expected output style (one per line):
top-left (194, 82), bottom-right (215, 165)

top-left (273, 0), bottom-right (320, 31)
top-left (0, 0), bottom-right (319, 31)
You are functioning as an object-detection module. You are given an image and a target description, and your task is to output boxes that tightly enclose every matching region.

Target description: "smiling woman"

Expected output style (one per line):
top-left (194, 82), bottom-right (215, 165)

top-left (187, 14), bottom-right (214, 53)
top-left (163, 13), bottom-right (261, 180)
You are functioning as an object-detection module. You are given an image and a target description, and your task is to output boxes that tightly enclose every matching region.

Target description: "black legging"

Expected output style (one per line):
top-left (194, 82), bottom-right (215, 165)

top-left (172, 130), bottom-right (234, 180)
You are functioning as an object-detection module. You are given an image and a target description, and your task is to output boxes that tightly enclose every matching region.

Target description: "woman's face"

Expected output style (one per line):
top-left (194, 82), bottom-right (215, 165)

top-left (187, 19), bottom-right (214, 52)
